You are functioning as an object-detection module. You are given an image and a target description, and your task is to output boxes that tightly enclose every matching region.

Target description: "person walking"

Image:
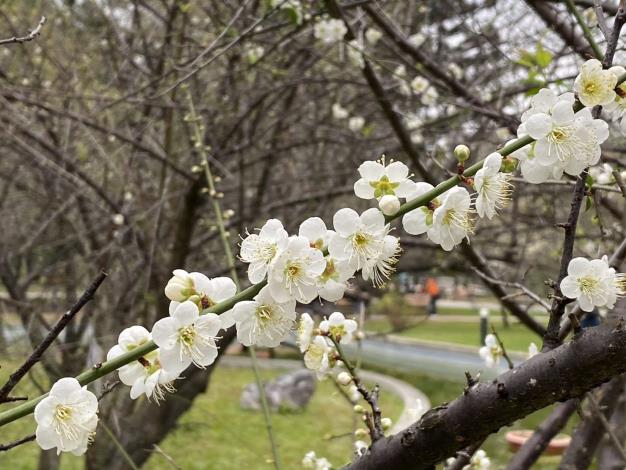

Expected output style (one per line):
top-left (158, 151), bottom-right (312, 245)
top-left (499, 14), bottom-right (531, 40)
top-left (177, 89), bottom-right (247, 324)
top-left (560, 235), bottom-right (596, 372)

top-left (424, 277), bottom-right (440, 317)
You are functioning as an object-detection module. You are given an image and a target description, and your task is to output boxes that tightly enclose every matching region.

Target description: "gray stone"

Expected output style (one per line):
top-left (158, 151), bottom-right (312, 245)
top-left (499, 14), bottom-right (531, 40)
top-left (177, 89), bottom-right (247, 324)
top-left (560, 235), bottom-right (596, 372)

top-left (240, 369), bottom-right (316, 412)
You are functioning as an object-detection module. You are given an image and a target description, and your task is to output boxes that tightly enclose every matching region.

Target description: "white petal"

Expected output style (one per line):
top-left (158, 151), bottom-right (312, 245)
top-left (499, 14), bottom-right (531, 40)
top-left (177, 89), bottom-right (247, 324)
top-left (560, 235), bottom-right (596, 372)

top-left (151, 317), bottom-right (177, 349)
top-left (360, 208), bottom-right (385, 231)
top-left (172, 301), bottom-right (199, 327)
top-left (358, 161), bottom-right (385, 180)
top-left (333, 208), bottom-right (360, 237)
top-left (299, 217), bottom-right (328, 243)
top-left (385, 161), bottom-right (409, 182)
top-left (525, 114), bottom-right (552, 139)
top-left (49, 377), bottom-right (81, 398)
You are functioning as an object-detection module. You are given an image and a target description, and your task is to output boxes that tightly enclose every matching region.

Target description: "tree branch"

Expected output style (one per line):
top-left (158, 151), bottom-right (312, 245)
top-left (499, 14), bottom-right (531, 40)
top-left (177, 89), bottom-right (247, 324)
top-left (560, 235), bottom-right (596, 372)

top-left (0, 16), bottom-right (45, 46)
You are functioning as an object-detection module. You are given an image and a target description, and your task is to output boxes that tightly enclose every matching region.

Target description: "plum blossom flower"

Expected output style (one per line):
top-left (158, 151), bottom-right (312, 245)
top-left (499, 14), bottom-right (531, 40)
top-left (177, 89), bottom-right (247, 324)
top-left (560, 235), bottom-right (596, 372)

top-left (348, 116), bottom-right (365, 132)
top-left (394, 65), bottom-right (411, 96)
top-left (365, 28), bottom-right (382, 45)
top-left (152, 301), bottom-right (222, 374)
top-left (589, 163), bottom-right (614, 185)
top-left (320, 312), bottom-right (358, 344)
top-left (353, 158), bottom-right (415, 209)
top-left (313, 18), bottom-right (347, 44)
top-left (317, 256), bottom-right (354, 301)
top-left (304, 335), bottom-right (333, 378)
top-left (446, 449), bottom-right (491, 469)
top-left (430, 187), bottom-right (473, 251)
top-left (574, 59), bottom-right (618, 108)
top-left (604, 65), bottom-right (626, 133)
top-left (107, 326), bottom-right (177, 402)
top-left (299, 217), bottom-right (332, 250)
top-left (473, 152), bottom-right (513, 219)
top-left (361, 234), bottom-right (401, 287)
top-left (228, 286), bottom-right (296, 347)
top-left (297, 313), bottom-right (314, 353)
top-left (408, 32), bottom-right (426, 47)
top-left (165, 270), bottom-right (236, 312)
top-left (347, 39), bottom-right (365, 69)
top-left (268, 236), bottom-right (326, 303)
top-left (329, 208), bottom-right (390, 271)
top-left (240, 219), bottom-right (288, 284)
top-left (479, 334), bottom-right (502, 368)
top-left (332, 102), bottom-right (349, 120)
top-left (520, 88), bottom-right (608, 177)
top-left (560, 256), bottom-right (626, 312)
top-left (34, 378), bottom-right (98, 455)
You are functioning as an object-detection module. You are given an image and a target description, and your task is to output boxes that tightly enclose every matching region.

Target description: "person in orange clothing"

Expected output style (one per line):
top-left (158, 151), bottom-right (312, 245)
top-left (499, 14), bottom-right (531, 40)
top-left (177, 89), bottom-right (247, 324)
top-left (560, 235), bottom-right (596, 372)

top-left (424, 277), bottom-right (440, 316)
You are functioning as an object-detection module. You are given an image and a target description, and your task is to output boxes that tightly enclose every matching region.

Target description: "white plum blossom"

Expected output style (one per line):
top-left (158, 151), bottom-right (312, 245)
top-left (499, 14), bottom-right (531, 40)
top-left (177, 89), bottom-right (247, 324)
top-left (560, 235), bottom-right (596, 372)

top-left (560, 256), bottom-right (626, 312)
top-left (304, 335), bottom-right (333, 378)
top-left (604, 65), bottom-right (626, 133)
top-left (107, 326), bottom-right (177, 402)
top-left (313, 18), bottom-right (347, 44)
top-left (348, 116), bottom-right (365, 132)
top-left (473, 152), bottom-right (512, 219)
top-left (320, 311), bottom-right (358, 344)
top-left (240, 219), bottom-right (288, 284)
top-left (329, 207), bottom-right (390, 272)
top-left (408, 32), bottom-right (426, 47)
top-left (152, 301), bottom-right (222, 374)
top-left (244, 45), bottom-right (264, 65)
top-left (520, 88), bottom-right (608, 177)
top-left (347, 39), bottom-right (365, 69)
top-left (166, 270), bottom-right (236, 313)
top-left (336, 371), bottom-right (352, 386)
top-left (332, 102), bottom-right (349, 120)
top-left (394, 65), bottom-right (411, 96)
top-left (317, 256), bottom-right (354, 301)
top-left (268, 235), bottom-right (326, 303)
top-left (34, 378), bottom-right (98, 455)
top-left (365, 28), bottom-right (382, 45)
top-left (361, 234), bottom-right (401, 287)
top-left (574, 59), bottom-right (618, 108)
top-left (297, 313), bottom-right (314, 353)
top-left (479, 334), bottom-right (502, 368)
top-left (589, 163), bottom-right (614, 185)
top-left (354, 159), bottom-right (415, 203)
top-left (411, 76), bottom-right (429, 94)
top-left (402, 182), bottom-right (439, 239)
top-left (227, 286), bottom-right (296, 347)
top-left (430, 186), bottom-right (473, 251)
top-left (299, 217), bottom-right (332, 250)
top-left (446, 449), bottom-right (491, 469)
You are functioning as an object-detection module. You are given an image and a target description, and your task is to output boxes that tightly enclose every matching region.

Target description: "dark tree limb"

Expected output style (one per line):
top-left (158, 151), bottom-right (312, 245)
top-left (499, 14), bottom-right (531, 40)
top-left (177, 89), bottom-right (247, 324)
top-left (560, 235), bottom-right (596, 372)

top-left (0, 271), bottom-right (107, 403)
top-left (558, 378), bottom-right (624, 469)
top-left (344, 321), bottom-right (626, 470)
top-left (506, 399), bottom-right (579, 470)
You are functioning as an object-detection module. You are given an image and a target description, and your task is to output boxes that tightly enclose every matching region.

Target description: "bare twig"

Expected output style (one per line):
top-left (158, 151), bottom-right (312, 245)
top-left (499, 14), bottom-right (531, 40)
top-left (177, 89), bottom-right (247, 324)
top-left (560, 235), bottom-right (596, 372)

top-left (0, 433), bottom-right (35, 451)
top-left (471, 268), bottom-right (551, 312)
top-left (613, 169), bottom-right (626, 198)
top-left (0, 271), bottom-right (107, 403)
top-left (445, 439), bottom-right (485, 470)
top-left (594, 0), bottom-right (611, 40)
top-left (587, 393), bottom-right (626, 463)
top-left (490, 325), bottom-right (515, 370)
top-left (0, 16), bottom-right (45, 46)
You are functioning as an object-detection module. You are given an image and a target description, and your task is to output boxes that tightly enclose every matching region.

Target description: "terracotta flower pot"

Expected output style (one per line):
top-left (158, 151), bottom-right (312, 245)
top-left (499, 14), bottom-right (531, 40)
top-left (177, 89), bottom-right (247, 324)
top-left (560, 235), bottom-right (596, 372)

top-left (505, 430), bottom-right (571, 455)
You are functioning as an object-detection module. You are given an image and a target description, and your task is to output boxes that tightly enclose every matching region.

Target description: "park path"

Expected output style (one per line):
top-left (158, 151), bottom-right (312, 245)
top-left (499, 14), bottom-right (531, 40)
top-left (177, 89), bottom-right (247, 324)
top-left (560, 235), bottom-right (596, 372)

top-left (221, 355), bottom-right (430, 435)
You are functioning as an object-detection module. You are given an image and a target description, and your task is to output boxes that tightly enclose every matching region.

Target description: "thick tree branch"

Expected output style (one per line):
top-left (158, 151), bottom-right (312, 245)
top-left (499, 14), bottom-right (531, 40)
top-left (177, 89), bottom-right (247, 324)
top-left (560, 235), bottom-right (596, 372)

top-left (346, 320), bottom-right (626, 470)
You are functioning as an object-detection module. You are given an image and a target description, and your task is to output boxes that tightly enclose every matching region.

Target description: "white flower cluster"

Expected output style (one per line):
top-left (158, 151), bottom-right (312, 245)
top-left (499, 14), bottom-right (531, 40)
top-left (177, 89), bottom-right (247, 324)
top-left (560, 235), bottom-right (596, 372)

top-left (302, 450), bottom-right (332, 469)
top-left (560, 256), bottom-right (626, 312)
top-left (313, 18), bottom-right (347, 45)
top-left (512, 59), bottom-right (623, 184)
top-left (332, 102), bottom-right (366, 134)
top-left (446, 449), bottom-right (491, 470)
top-left (297, 312), bottom-right (358, 379)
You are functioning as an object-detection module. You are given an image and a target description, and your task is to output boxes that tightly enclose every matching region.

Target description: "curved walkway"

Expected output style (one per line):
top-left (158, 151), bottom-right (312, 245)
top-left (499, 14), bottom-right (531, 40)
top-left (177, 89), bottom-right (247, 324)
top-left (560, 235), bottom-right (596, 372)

top-left (220, 355), bottom-right (430, 434)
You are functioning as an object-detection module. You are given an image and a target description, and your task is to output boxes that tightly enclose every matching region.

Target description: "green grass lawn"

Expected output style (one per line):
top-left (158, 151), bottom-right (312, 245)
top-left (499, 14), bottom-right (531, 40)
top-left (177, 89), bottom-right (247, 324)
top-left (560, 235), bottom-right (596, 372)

top-left (0, 361), bottom-right (403, 469)
top-left (366, 318), bottom-right (544, 353)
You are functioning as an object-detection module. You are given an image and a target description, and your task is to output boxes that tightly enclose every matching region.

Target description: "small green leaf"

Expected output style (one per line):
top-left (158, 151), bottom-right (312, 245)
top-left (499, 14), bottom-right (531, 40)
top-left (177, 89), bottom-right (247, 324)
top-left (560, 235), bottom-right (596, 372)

top-left (585, 196), bottom-right (593, 212)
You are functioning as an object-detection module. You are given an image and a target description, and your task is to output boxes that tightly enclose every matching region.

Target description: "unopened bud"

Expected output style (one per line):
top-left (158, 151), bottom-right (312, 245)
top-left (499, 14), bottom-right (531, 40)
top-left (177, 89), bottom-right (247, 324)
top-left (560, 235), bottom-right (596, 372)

top-left (216, 192), bottom-right (224, 199)
top-left (355, 331), bottom-right (365, 341)
top-left (337, 372), bottom-right (352, 386)
top-left (501, 156), bottom-right (518, 173)
top-left (353, 405), bottom-right (366, 414)
top-left (214, 176), bottom-right (222, 183)
top-left (381, 417), bottom-right (392, 430)
top-left (355, 428), bottom-right (368, 439)
top-left (454, 144), bottom-right (470, 162)
top-left (378, 195), bottom-right (400, 216)
top-left (223, 209), bottom-right (235, 219)
top-left (191, 165), bottom-right (203, 173)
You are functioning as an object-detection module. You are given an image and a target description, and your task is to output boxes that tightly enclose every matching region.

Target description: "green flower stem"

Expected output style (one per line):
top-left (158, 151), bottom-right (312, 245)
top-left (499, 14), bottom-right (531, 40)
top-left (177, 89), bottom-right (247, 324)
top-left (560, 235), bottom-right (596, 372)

top-left (564, 0), bottom-right (603, 60)
top-left (2, 72), bottom-right (626, 429)
top-left (187, 92), bottom-right (283, 470)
